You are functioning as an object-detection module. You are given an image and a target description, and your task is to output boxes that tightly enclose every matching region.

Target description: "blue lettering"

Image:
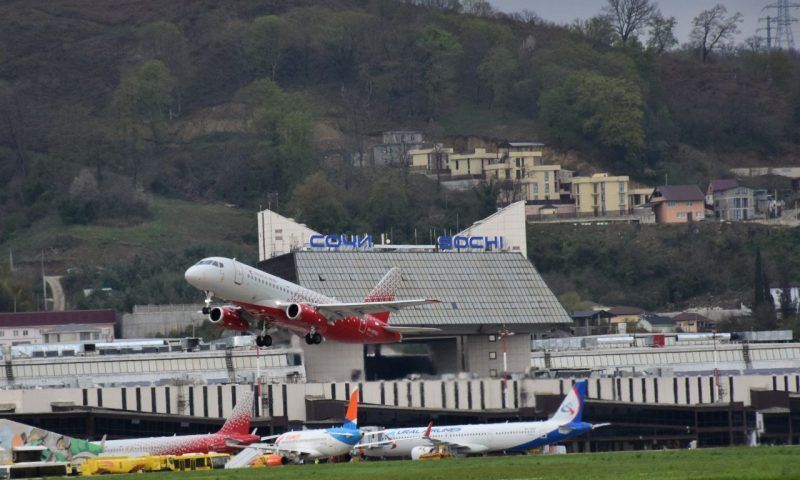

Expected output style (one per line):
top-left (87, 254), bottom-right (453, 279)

top-left (453, 236), bottom-right (469, 249)
top-left (468, 237), bottom-right (484, 249)
top-left (309, 235), bottom-right (325, 247)
top-left (358, 235), bottom-right (373, 248)
top-left (341, 235), bottom-right (357, 248)
top-left (325, 236), bottom-right (341, 248)
top-left (437, 236), bottom-right (452, 250)
top-left (485, 236), bottom-right (500, 250)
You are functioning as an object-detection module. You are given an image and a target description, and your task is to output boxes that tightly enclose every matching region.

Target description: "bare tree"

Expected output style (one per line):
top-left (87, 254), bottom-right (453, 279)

top-left (603, 0), bottom-right (658, 44)
top-left (690, 4), bottom-right (743, 63)
top-left (647, 13), bottom-right (678, 54)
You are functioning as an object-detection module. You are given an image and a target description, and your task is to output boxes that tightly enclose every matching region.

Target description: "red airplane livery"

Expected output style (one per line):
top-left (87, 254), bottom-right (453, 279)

top-left (184, 257), bottom-right (440, 346)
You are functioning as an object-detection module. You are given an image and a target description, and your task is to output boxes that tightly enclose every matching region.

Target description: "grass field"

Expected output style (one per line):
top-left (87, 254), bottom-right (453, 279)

top-left (104, 447), bottom-right (800, 480)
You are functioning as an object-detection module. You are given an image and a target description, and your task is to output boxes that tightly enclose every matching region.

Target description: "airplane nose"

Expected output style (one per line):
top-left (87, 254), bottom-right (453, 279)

top-left (185, 266), bottom-right (202, 285)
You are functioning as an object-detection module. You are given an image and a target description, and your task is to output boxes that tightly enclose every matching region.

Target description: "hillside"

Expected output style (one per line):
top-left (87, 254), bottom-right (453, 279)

top-left (1, 0), bottom-right (800, 313)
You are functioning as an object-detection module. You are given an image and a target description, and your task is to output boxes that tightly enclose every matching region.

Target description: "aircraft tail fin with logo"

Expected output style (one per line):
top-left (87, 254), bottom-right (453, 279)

top-left (342, 388), bottom-right (360, 429)
top-left (551, 380), bottom-right (587, 425)
top-left (364, 268), bottom-right (401, 322)
top-left (218, 391), bottom-right (254, 436)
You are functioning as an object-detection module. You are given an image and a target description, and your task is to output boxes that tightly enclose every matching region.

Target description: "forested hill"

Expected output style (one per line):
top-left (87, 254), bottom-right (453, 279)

top-left (0, 0), bottom-right (799, 312)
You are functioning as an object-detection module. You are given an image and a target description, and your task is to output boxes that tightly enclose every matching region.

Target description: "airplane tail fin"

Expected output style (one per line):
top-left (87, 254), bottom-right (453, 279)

top-left (219, 391), bottom-right (254, 436)
top-left (342, 388), bottom-right (359, 429)
top-left (550, 381), bottom-right (587, 425)
top-left (364, 268), bottom-right (401, 322)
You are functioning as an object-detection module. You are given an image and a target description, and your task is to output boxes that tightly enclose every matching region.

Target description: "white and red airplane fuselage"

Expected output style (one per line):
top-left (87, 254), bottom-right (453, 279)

top-left (184, 257), bottom-right (438, 346)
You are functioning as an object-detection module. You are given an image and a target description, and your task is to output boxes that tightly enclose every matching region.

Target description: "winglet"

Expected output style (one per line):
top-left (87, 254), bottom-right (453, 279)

top-left (344, 388), bottom-right (359, 427)
top-left (423, 421), bottom-right (433, 439)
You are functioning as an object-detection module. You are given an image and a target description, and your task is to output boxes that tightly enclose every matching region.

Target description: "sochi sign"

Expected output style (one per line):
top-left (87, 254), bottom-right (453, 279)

top-left (309, 234), bottom-right (374, 250)
top-left (437, 235), bottom-right (505, 251)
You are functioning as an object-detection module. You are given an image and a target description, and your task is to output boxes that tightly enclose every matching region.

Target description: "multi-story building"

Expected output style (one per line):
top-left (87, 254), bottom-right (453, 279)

top-left (448, 148), bottom-right (497, 177)
top-left (571, 173), bottom-right (630, 216)
top-left (521, 165), bottom-right (571, 202)
top-left (372, 131), bottom-right (427, 166)
top-left (629, 186), bottom-right (654, 207)
top-left (483, 142), bottom-right (544, 181)
top-left (407, 145), bottom-right (454, 172)
top-left (711, 184), bottom-right (756, 221)
top-left (649, 185), bottom-right (706, 223)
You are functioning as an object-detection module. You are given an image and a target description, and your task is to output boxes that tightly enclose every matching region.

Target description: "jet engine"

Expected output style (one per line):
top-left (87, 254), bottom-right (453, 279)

top-left (208, 306), bottom-right (249, 332)
top-left (285, 303), bottom-right (327, 324)
top-left (410, 446), bottom-right (436, 461)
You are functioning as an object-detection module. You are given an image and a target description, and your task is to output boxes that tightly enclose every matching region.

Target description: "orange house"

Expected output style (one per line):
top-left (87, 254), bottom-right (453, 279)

top-left (649, 185), bottom-right (706, 223)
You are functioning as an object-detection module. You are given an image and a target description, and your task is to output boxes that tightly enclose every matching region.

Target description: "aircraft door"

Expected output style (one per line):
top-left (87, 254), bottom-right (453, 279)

top-left (359, 318), bottom-right (367, 334)
top-left (233, 259), bottom-right (244, 285)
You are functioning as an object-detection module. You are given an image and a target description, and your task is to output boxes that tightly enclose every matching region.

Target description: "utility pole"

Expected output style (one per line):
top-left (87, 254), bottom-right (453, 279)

top-left (763, 0), bottom-right (800, 50)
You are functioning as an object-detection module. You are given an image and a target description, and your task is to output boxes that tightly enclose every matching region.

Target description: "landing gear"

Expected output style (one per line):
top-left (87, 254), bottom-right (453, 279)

top-left (304, 333), bottom-right (322, 345)
top-left (201, 290), bottom-right (214, 315)
top-left (255, 335), bottom-right (272, 347)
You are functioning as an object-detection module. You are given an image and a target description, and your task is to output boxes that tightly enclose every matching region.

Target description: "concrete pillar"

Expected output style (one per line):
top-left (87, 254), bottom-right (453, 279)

top-left (300, 336), bottom-right (364, 382)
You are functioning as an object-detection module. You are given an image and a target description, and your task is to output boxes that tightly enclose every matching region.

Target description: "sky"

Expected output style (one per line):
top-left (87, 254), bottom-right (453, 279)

top-left (489, 1), bottom-right (782, 45)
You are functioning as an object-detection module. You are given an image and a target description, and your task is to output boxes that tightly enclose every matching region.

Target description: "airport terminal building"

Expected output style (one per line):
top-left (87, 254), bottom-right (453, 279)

top-left (256, 201), bottom-right (572, 382)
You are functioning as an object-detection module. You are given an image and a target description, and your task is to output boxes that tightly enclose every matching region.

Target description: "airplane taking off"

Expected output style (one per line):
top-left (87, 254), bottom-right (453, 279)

top-left (0, 392), bottom-right (259, 460)
top-left (357, 381), bottom-right (605, 459)
top-left (227, 388), bottom-right (362, 467)
top-left (184, 257), bottom-right (440, 347)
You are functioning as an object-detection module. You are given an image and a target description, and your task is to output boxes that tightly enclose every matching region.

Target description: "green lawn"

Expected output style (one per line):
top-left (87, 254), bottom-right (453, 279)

top-left (104, 447), bottom-right (800, 480)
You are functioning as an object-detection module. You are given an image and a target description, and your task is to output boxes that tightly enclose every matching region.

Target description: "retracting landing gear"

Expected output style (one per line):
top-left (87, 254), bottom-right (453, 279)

top-left (304, 328), bottom-right (322, 345)
top-left (255, 322), bottom-right (272, 347)
top-left (201, 290), bottom-right (214, 315)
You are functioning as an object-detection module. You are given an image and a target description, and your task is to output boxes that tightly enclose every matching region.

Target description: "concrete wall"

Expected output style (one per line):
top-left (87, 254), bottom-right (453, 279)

top-left (464, 333), bottom-right (531, 378)
top-left (301, 339), bottom-right (364, 382)
top-left (458, 201), bottom-right (527, 258)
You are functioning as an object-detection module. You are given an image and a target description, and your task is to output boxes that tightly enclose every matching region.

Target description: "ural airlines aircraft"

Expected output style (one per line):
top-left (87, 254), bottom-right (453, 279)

top-left (228, 388), bottom-right (362, 466)
top-left (357, 381), bottom-right (604, 459)
top-left (184, 257), bottom-right (439, 347)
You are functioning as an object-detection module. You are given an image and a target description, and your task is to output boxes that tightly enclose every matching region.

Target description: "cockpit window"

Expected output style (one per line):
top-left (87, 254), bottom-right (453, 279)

top-left (195, 259), bottom-right (223, 267)
top-left (216, 261), bottom-right (224, 268)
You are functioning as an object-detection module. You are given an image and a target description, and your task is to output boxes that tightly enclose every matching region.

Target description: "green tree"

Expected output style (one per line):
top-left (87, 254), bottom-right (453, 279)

top-left (288, 172), bottom-right (348, 233)
top-left (647, 14), bottom-right (678, 54)
top-left (414, 25), bottom-right (463, 118)
top-left (112, 60), bottom-right (175, 184)
top-left (477, 45), bottom-right (518, 109)
top-left (248, 15), bottom-right (293, 80)
top-left (138, 21), bottom-right (192, 115)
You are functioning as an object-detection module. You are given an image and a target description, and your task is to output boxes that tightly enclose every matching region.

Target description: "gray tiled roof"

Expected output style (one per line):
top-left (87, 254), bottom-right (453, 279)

top-left (288, 251), bottom-right (572, 327)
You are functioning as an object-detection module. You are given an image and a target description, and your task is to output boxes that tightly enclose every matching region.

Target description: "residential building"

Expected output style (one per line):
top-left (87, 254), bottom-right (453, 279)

top-left (706, 179), bottom-right (738, 205)
top-left (570, 310), bottom-right (614, 336)
top-left (649, 185), bottom-right (706, 223)
top-left (0, 310), bottom-right (116, 346)
top-left (448, 148), bottom-right (497, 177)
top-left (42, 323), bottom-right (112, 343)
top-left (372, 130), bottom-right (427, 166)
top-left (673, 312), bottom-right (715, 333)
top-left (483, 142), bottom-right (544, 181)
top-left (769, 286), bottom-right (800, 316)
top-left (521, 165), bottom-right (572, 202)
top-left (712, 185), bottom-right (756, 221)
top-left (629, 186), bottom-right (654, 207)
top-left (408, 145), bottom-right (454, 173)
top-left (637, 314), bottom-right (677, 333)
top-left (571, 173), bottom-right (630, 216)
top-left (608, 306), bottom-right (646, 333)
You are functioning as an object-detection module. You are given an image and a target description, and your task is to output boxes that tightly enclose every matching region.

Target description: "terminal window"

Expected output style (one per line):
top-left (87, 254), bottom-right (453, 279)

top-left (488, 335), bottom-right (496, 342)
top-left (489, 351), bottom-right (497, 360)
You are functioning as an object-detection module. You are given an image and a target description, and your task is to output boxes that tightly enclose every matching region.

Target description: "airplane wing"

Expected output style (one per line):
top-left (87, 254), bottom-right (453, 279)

top-left (420, 422), bottom-right (484, 454)
top-left (228, 443), bottom-right (320, 464)
top-left (314, 299), bottom-right (440, 320)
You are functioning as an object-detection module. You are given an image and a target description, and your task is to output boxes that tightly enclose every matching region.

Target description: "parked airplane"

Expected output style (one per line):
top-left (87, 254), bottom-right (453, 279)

top-left (0, 392), bottom-right (260, 460)
top-left (356, 381), bottom-right (603, 459)
top-left (101, 392), bottom-right (260, 456)
top-left (227, 388), bottom-right (362, 467)
top-left (184, 257), bottom-right (440, 346)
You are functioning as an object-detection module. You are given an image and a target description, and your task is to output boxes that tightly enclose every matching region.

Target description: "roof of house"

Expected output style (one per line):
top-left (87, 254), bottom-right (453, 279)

top-left (708, 179), bottom-right (738, 193)
top-left (42, 323), bottom-right (103, 334)
top-left (653, 185), bottom-right (705, 202)
top-left (499, 141), bottom-right (545, 148)
top-left (0, 310), bottom-right (116, 328)
top-left (608, 306), bottom-right (645, 316)
top-left (570, 310), bottom-right (612, 319)
top-left (673, 312), bottom-right (712, 323)
top-left (640, 314), bottom-right (676, 326)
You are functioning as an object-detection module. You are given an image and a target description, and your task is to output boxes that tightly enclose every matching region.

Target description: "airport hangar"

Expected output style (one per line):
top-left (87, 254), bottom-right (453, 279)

top-left (256, 201), bottom-right (574, 382)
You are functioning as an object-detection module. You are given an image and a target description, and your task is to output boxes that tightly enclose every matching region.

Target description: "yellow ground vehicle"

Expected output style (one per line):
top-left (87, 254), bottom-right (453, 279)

top-left (165, 453), bottom-right (230, 472)
top-left (79, 453), bottom-right (229, 475)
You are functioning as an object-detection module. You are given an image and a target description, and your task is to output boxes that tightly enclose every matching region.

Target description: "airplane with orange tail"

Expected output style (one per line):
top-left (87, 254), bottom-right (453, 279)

top-left (227, 388), bottom-right (362, 466)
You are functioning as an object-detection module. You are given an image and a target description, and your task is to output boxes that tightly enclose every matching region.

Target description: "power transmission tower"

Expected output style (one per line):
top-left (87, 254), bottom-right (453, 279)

top-left (763, 0), bottom-right (800, 50)
top-left (758, 15), bottom-right (774, 49)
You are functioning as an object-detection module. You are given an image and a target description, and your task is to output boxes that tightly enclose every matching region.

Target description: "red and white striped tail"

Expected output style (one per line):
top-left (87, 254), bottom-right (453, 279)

top-left (364, 268), bottom-right (402, 322)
